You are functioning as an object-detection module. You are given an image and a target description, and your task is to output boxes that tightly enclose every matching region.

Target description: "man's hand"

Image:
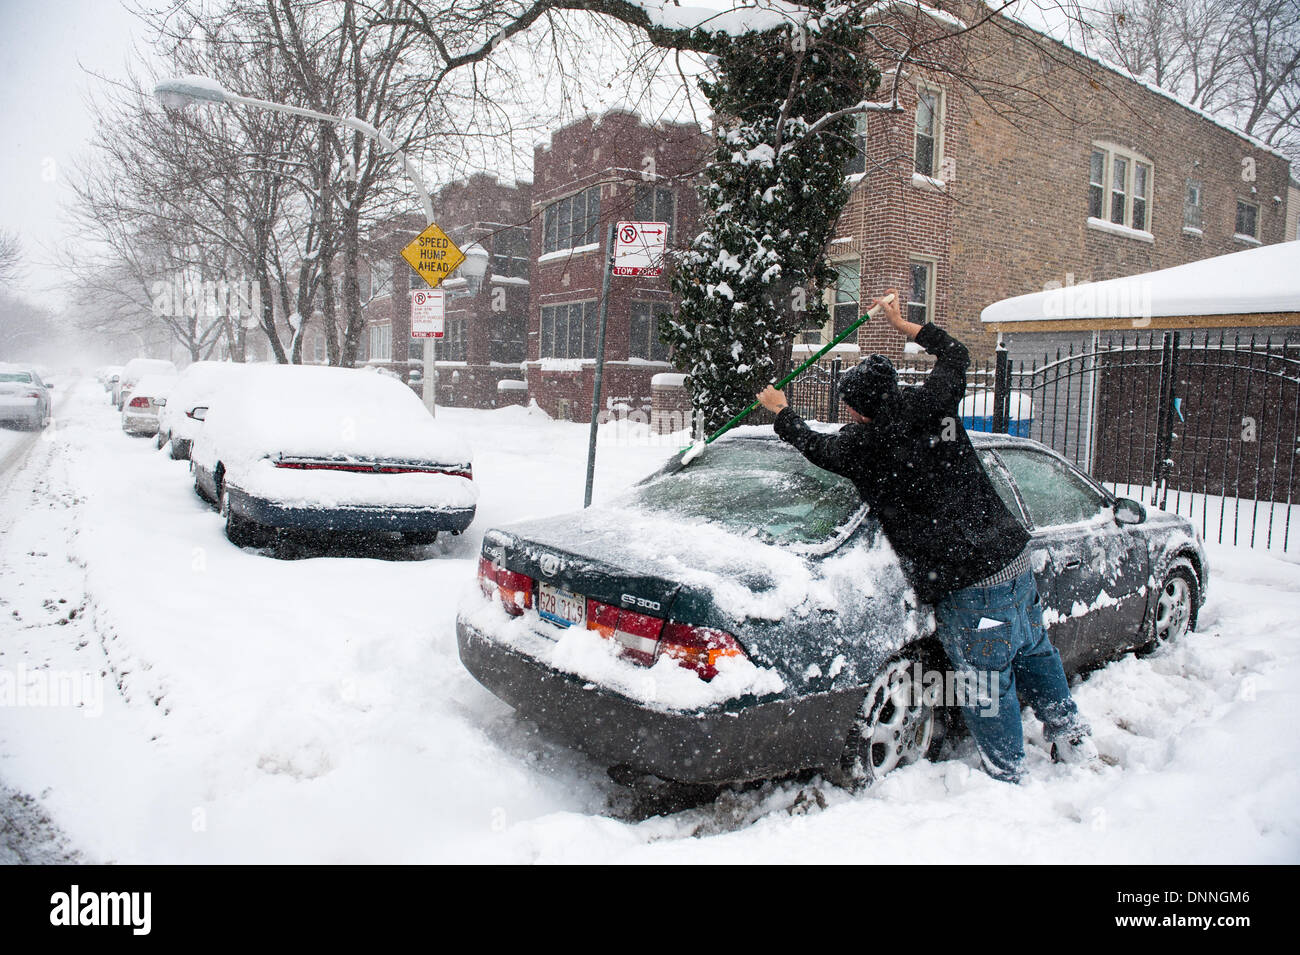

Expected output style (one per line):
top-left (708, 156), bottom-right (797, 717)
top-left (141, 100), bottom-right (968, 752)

top-left (872, 288), bottom-right (922, 340)
top-left (756, 385), bottom-right (788, 414)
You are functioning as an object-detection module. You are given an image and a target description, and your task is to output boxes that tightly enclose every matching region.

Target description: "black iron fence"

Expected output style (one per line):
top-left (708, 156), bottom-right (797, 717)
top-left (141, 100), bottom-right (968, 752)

top-left (786, 331), bottom-right (1300, 552)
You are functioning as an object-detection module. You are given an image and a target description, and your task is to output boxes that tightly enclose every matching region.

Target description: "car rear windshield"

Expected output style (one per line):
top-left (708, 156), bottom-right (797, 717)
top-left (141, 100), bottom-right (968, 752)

top-left (0, 373), bottom-right (33, 383)
top-left (625, 440), bottom-right (864, 546)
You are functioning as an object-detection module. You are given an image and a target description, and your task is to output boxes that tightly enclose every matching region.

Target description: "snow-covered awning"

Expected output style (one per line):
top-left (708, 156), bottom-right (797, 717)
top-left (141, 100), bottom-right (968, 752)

top-left (981, 240), bottom-right (1300, 331)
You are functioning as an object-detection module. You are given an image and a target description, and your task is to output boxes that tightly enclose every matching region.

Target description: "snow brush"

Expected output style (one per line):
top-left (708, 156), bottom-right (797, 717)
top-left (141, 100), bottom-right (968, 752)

top-left (675, 293), bottom-right (896, 469)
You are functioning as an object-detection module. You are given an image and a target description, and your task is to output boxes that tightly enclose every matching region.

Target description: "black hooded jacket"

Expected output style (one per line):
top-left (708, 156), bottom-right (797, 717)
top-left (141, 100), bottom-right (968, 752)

top-left (774, 322), bottom-right (1029, 604)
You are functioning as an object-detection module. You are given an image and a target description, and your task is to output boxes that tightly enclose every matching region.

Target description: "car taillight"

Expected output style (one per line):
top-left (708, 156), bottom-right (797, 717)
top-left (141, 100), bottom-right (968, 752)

top-left (128, 396), bottom-right (150, 408)
top-left (477, 557), bottom-right (533, 615)
top-left (658, 622), bottom-right (746, 681)
top-left (585, 599), bottom-right (662, 666)
top-left (274, 461), bottom-right (471, 479)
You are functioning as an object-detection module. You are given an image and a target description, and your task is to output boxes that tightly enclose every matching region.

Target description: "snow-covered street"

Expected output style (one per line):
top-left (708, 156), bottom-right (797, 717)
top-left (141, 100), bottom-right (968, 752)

top-left (0, 378), bottom-right (1297, 863)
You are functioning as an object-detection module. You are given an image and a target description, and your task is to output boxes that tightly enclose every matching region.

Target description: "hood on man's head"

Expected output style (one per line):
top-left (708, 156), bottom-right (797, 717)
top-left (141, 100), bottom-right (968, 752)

top-left (838, 354), bottom-right (897, 417)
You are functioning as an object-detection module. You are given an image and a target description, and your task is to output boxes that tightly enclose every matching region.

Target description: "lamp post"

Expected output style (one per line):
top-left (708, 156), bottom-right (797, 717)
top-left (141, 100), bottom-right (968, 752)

top-left (154, 75), bottom-right (447, 411)
top-left (421, 241), bottom-right (488, 416)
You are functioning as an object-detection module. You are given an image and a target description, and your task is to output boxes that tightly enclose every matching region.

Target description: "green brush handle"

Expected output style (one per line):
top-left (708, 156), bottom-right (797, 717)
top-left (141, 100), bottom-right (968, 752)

top-left (681, 294), bottom-right (893, 451)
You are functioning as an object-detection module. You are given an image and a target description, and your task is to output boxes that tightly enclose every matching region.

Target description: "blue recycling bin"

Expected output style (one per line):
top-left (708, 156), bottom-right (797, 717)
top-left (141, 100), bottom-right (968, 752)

top-left (960, 392), bottom-right (1032, 436)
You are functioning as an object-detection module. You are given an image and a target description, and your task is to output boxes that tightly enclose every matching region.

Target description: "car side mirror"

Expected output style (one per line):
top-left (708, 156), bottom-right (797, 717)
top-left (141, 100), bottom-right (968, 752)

top-left (187, 406), bottom-right (207, 421)
top-left (1114, 498), bottom-right (1146, 525)
top-left (155, 397), bottom-right (166, 407)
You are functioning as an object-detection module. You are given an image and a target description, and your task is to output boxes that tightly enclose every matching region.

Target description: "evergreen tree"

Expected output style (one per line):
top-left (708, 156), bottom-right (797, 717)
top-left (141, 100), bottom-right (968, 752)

top-left (666, 10), bottom-right (879, 431)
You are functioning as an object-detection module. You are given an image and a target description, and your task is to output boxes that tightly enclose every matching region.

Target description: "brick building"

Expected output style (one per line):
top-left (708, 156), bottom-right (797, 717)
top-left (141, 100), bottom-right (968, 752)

top-left (358, 175), bottom-right (532, 407)
top-left (525, 110), bottom-right (710, 421)
top-left (821, 3), bottom-right (1292, 365)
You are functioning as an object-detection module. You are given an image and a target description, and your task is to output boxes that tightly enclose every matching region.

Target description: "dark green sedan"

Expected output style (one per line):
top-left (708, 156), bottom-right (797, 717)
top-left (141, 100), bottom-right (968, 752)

top-left (457, 430), bottom-right (1207, 787)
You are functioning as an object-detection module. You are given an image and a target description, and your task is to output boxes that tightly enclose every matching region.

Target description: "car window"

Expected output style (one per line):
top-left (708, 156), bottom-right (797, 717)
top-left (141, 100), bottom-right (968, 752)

top-left (978, 450), bottom-right (1025, 522)
top-left (0, 373), bottom-right (32, 383)
top-left (627, 441), bottom-right (865, 546)
top-left (996, 448), bottom-right (1108, 528)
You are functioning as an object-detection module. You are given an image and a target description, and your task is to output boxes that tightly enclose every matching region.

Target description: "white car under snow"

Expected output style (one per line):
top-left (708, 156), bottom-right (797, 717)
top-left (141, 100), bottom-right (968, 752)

top-left (190, 364), bottom-right (477, 547)
top-left (156, 360), bottom-right (248, 460)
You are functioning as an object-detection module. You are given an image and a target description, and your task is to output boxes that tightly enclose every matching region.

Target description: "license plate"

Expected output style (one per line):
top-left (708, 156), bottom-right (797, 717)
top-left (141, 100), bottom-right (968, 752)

top-left (537, 583), bottom-right (586, 629)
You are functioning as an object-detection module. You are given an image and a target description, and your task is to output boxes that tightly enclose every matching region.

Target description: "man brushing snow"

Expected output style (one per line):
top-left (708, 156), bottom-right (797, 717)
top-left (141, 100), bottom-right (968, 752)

top-left (756, 289), bottom-right (1096, 783)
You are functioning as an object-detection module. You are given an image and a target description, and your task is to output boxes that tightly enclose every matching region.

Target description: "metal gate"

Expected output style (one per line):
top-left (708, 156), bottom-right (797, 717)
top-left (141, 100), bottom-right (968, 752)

top-left (786, 331), bottom-right (1300, 551)
top-left (995, 331), bottom-right (1300, 552)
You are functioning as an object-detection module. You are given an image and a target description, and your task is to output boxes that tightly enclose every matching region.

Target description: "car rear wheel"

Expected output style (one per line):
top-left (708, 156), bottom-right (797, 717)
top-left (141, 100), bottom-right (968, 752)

top-left (834, 653), bottom-right (937, 789)
top-left (219, 483), bottom-right (272, 549)
top-left (1140, 560), bottom-right (1199, 654)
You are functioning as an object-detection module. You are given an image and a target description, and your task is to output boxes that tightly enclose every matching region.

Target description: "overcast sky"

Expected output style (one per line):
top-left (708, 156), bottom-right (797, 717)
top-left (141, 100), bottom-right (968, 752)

top-left (0, 0), bottom-right (144, 303)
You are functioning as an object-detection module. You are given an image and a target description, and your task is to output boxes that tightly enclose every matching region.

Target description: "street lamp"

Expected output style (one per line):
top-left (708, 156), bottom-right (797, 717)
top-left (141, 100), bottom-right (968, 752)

top-left (154, 76), bottom-right (434, 222)
top-left (154, 74), bottom-right (449, 413)
top-left (460, 242), bottom-right (490, 294)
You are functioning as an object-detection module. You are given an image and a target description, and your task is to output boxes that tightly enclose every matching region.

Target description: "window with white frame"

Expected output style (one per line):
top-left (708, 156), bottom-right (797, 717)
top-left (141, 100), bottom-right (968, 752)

top-left (844, 112), bottom-right (868, 176)
top-left (491, 227), bottom-right (530, 278)
top-left (1235, 199), bottom-right (1259, 239)
top-left (1184, 180), bottom-right (1203, 230)
top-left (629, 301), bottom-right (672, 362)
top-left (442, 319), bottom-right (467, 361)
top-left (540, 300), bottom-right (598, 359)
top-left (633, 185), bottom-right (676, 244)
top-left (368, 323), bottom-right (392, 362)
top-left (1089, 144), bottom-right (1153, 231)
top-left (832, 260), bottom-right (861, 337)
top-left (542, 186), bottom-right (601, 255)
top-left (907, 258), bottom-right (935, 326)
top-left (914, 87), bottom-right (943, 178)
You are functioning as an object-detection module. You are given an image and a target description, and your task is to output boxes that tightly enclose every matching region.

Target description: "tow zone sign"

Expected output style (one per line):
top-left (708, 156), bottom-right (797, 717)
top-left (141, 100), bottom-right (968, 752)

top-left (612, 221), bottom-right (668, 276)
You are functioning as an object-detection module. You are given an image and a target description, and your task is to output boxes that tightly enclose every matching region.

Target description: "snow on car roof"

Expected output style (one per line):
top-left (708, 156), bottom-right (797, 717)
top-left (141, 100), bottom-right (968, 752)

top-left (981, 240), bottom-right (1300, 324)
top-left (127, 374), bottom-right (177, 397)
top-left (200, 364), bottom-right (472, 466)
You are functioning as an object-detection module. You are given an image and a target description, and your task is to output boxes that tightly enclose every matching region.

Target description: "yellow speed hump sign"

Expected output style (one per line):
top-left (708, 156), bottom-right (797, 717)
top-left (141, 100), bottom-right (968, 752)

top-left (401, 222), bottom-right (466, 289)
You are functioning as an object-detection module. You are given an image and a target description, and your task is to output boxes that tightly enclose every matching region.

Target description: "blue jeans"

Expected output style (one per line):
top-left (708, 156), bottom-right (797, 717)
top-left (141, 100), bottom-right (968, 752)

top-left (933, 569), bottom-right (1089, 782)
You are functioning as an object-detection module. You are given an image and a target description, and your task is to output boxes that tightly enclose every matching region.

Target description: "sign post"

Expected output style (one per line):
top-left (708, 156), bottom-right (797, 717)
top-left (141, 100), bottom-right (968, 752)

top-left (401, 223), bottom-right (465, 417)
top-left (583, 221), bottom-right (669, 507)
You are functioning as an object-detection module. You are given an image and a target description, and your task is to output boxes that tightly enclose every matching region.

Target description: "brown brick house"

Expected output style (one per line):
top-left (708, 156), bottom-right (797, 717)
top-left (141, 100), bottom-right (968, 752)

top-left (360, 175), bottom-right (531, 407)
top-left (826, 2), bottom-right (1293, 365)
top-left (526, 110), bottom-right (710, 421)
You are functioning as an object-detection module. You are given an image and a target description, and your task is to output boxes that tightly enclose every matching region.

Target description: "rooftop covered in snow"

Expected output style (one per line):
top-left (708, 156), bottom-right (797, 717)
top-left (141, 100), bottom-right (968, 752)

top-left (981, 240), bottom-right (1300, 332)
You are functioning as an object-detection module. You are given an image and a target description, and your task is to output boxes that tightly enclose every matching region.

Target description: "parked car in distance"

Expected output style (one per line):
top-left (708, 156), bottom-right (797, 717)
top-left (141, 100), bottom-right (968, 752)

top-left (115, 358), bottom-right (178, 410)
top-left (0, 364), bottom-right (52, 430)
top-left (458, 429), bottom-right (1208, 789)
top-left (156, 361), bottom-right (247, 460)
top-left (120, 373), bottom-right (177, 437)
top-left (190, 365), bottom-right (477, 548)
top-left (97, 365), bottom-right (124, 393)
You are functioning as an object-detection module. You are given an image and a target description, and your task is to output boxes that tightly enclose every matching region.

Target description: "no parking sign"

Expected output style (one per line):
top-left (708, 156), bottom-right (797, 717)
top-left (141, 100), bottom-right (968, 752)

top-left (410, 289), bottom-right (445, 339)
top-left (612, 221), bottom-right (668, 276)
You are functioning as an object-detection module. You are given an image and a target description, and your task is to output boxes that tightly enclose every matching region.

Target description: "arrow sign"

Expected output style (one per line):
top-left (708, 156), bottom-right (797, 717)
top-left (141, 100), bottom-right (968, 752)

top-left (613, 220), bottom-right (668, 276)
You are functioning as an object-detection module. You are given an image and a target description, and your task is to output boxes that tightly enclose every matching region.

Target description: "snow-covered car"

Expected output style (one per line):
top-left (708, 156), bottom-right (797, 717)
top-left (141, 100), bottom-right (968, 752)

top-left (0, 364), bottom-right (52, 430)
top-left (156, 360), bottom-right (247, 460)
top-left (190, 364), bottom-right (477, 547)
top-left (115, 358), bottom-right (179, 410)
top-left (120, 373), bottom-right (177, 437)
top-left (458, 430), bottom-right (1208, 788)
